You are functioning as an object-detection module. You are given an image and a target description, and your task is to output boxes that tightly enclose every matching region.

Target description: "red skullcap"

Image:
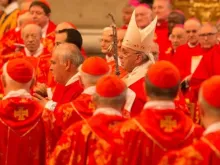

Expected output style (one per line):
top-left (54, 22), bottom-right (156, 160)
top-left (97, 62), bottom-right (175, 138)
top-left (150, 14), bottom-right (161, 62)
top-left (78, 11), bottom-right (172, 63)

top-left (81, 57), bottom-right (110, 76)
top-left (201, 76), bottom-right (220, 108)
top-left (6, 59), bottom-right (34, 83)
top-left (96, 75), bottom-right (126, 97)
top-left (147, 61), bottom-right (180, 89)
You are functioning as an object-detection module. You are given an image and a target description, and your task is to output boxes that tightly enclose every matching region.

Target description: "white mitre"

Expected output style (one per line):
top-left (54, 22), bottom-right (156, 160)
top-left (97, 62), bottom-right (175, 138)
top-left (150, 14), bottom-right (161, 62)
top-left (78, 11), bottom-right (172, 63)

top-left (122, 10), bottom-right (157, 62)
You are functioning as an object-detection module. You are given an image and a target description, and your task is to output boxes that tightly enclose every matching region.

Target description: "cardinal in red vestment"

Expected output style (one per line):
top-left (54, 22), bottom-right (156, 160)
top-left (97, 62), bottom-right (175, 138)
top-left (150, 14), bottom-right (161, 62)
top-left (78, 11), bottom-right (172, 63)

top-left (159, 24), bottom-right (187, 61)
top-left (53, 57), bottom-right (110, 143)
top-left (159, 76), bottom-right (220, 165)
top-left (48, 75), bottom-right (127, 165)
top-left (116, 61), bottom-right (203, 165)
top-left (0, 59), bottom-right (47, 165)
top-left (0, 10), bottom-right (32, 55)
top-left (153, 0), bottom-right (171, 58)
top-left (29, 0), bottom-right (56, 39)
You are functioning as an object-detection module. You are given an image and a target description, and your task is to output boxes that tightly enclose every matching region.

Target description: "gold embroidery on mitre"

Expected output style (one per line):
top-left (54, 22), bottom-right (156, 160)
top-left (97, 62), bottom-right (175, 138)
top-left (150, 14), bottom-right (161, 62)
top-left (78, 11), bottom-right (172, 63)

top-left (14, 107), bottom-right (29, 121)
top-left (160, 116), bottom-right (177, 132)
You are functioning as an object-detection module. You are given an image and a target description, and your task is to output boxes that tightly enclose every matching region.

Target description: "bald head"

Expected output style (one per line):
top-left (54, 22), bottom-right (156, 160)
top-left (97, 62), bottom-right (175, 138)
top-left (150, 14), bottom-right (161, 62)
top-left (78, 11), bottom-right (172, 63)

top-left (135, 5), bottom-right (153, 29)
top-left (17, 12), bottom-right (33, 27)
top-left (198, 23), bottom-right (217, 49)
top-left (22, 24), bottom-right (42, 53)
top-left (153, 0), bottom-right (172, 21)
top-left (55, 22), bottom-right (76, 33)
top-left (184, 19), bottom-right (201, 45)
top-left (170, 26), bottom-right (187, 50)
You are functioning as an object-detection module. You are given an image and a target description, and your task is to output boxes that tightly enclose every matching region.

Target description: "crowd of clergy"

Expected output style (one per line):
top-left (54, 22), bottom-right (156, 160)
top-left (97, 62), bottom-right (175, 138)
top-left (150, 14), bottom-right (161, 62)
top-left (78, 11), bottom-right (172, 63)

top-left (0, 0), bottom-right (220, 164)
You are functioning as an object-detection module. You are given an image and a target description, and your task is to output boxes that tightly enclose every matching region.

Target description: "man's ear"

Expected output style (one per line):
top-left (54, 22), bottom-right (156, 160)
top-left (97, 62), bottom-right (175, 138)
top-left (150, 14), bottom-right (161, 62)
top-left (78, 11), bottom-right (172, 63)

top-left (65, 60), bottom-right (71, 71)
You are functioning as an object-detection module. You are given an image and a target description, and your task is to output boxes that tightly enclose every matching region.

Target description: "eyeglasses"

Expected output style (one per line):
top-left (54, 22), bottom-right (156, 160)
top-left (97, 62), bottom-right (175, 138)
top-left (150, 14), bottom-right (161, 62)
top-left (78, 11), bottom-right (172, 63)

top-left (199, 33), bottom-right (216, 37)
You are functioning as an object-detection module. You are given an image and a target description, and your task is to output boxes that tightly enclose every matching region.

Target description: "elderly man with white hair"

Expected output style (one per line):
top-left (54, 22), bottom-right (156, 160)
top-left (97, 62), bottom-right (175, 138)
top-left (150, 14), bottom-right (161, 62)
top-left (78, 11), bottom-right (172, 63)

top-left (49, 74), bottom-right (127, 165)
top-left (119, 9), bottom-right (157, 117)
top-left (34, 43), bottom-right (84, 111)
top-left (0, 58), bottom-right (46, 165)
top-left (1, 23), bottom-right (51, 88)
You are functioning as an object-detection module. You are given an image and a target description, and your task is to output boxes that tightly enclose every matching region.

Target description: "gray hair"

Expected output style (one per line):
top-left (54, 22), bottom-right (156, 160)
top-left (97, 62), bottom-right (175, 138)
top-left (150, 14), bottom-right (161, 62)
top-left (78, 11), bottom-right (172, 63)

top-left (78, 65), bottom-right (110, 86)
top-left (93, 90), bottom-right (127, 109)
top-left (53, 43), bottom-right (84, 67)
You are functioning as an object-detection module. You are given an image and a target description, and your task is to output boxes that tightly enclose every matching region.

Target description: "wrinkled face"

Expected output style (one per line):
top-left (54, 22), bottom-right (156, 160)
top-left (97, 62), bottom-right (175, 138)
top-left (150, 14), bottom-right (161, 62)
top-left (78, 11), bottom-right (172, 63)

top-left (100, 30), bottom-right (113, 55)
top-left (23, 27), bottom-right (41, 53)
top-left (0, 0), bottom-right (8, 7)
top-left (122, 7), bottom-right (133, 25)
top-left (50, 52), bottom-right (66, 84)
top-left (117, 29), bottom-right (126, 51)
top-left (184, 20), bottom-right (201, 45)
top-left (29, 5), bottom-right (49, 28)
top-left (119, 46), bottom-right (140, 72)
top-left (199, 25), bottom-right (217, 49)
top-left (168, 13), bottom-right (184, 34)
top-left (135, 6), bottom-right (152, 29)
top-left (170, 27), bottom-right (187, 50)
top-left (55, 32), bottom-right (67, 46)
top-left (153, 0), bottom-right (171, 21)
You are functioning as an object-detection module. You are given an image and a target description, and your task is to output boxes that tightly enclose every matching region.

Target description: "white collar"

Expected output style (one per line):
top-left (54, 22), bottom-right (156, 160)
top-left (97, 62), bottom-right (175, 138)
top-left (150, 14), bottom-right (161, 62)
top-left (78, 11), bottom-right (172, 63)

top-left (188, 42), bottom-right (198, 48)
top-left (93, 107), bottom-right (122, 117)
top-left (203, 122), bottom-right (220, 135)
top-left (4, 2), bottom-right (18, 15)
top-left (42, 22), bottom-right (49, 38)
top-left (83, 86), bottom-right (96, 95)
top-left (24, 44), bottom-right (44, 57)
top-left (15, 26), bottom-right (20, 32)
top-left (106, 55), bottom-right (114, 63)
top-left (123, 61), bottom-right (152, 87)
top-left (144, 100), bottom-right (175, 110)
top-left (3, 89), bottom-right (32, 100)
top-left (65, 73), bottom-right (79, 86)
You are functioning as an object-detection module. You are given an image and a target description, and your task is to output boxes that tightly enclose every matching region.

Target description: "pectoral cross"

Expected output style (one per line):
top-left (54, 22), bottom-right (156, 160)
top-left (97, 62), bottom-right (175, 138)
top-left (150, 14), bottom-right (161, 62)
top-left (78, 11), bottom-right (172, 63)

top-left (160, 116), bottom-right (177, 132)
top-left (89, 102), bottom-right (96, 112)
top-left (14, 107), bottom-right (29, 121)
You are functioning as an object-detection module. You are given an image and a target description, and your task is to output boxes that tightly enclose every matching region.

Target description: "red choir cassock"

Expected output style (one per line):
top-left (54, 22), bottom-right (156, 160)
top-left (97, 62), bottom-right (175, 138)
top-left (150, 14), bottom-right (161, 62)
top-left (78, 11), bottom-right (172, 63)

top-left (160, 77), bottom-right (220, 165)
top-left (159, 131), bottom-right (220, 165)
top-left (116, 61), bottom-right (204, 165)
top-left (0, 59), bottom-right (48, 165)
top-left (0, 97), bottom-right (46, 165)
top-left (0, 28), bottom-right (23, 55)
top-left (118, 102), bottom-right (203, 165)
top-left (173, 43), bottom-right (204, 80)
top-left (54, 87), bottom-right (95, 139)
top-left (190, 44), bottom-right (220, 98)
top-left (154, 21), bottom-right (171, 59)
top-left (49, 113), bottom-right (125, 165)
top-left (159, 46), bottom-right (175, 61)
top-left (48, 75), bottom-right (127, 165)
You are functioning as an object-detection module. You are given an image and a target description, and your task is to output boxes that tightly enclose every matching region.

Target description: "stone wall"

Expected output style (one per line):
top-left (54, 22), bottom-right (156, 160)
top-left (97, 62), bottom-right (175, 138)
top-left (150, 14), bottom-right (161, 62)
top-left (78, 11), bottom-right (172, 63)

top-left (48, 0), bottom-right (128, 28)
